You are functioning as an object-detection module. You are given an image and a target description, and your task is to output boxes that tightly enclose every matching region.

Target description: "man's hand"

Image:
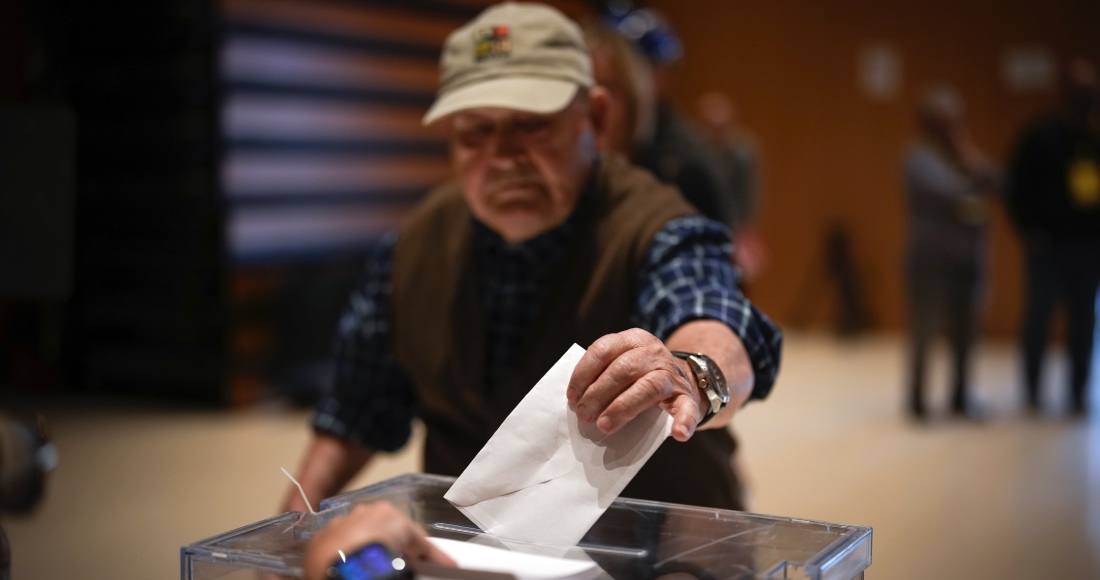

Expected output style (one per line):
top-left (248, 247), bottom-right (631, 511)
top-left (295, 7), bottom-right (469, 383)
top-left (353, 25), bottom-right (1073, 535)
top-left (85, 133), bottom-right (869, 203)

top-left (567, 321), bottom-right (754, 442)
top-left (303, 502), bottom-right (456, 580)
top-left (567, 328), bottom-right (705, 442)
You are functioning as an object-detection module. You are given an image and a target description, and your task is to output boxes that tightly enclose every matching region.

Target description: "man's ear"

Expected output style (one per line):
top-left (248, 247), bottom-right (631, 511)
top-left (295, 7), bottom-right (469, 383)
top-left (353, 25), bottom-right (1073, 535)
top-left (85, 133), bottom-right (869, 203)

top-left (587, 86), bottom-right (611, 147)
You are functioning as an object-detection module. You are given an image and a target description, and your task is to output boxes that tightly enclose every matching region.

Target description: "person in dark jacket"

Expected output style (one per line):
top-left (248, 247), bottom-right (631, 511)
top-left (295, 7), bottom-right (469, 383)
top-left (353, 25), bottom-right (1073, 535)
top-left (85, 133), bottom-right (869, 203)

top-left (1006, 58), bottom-right (1100, 417)
top-left (600, 7), bottom-right (732, 224)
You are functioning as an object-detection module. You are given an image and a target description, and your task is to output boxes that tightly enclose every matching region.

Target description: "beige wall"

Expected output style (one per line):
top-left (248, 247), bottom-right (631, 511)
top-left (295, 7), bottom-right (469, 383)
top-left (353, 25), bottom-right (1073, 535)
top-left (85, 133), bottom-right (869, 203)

top-left (648, 0), bottom-right (1100, 338)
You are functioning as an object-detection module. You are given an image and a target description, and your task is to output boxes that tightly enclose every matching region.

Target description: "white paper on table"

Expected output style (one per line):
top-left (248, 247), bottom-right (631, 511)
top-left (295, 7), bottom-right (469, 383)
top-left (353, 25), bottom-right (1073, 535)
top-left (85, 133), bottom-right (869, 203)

top-left (418, 537), bottom-right (600, 580)
top-left (444, 344), bottom-right (673, 547)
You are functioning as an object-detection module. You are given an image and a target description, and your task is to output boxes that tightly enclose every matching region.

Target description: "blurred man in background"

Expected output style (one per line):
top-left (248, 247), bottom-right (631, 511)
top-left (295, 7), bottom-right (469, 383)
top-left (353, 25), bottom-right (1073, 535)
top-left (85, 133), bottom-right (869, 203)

top-left (696, 91), bottom-right (763, 238)
top-left (601, 6), bottom-right (730, 225)
top-left (696, 91), bottom-right (769, 284)
top-left (902, 86), bottom-right (1000, 421)
top-left (1006, 58), bottom-right (1100, 417)
top-left (593, 10), bottom-right (767, 286)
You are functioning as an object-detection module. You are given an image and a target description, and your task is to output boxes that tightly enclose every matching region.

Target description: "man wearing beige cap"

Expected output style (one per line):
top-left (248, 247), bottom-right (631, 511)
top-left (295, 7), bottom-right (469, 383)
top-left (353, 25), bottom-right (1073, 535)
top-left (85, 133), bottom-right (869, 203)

top-left (284, 2), bottom-right (781, 514)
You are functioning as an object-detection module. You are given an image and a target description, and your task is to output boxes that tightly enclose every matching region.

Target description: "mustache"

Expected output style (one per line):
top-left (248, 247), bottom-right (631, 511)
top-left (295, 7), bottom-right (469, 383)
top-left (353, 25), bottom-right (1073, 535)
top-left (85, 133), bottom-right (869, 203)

top-left (484, 171), bottom-right (545, 195)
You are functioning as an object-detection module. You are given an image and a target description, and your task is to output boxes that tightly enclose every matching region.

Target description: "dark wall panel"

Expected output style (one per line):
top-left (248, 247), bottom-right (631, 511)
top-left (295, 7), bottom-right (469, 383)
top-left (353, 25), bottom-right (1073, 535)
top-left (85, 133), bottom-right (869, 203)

top-left (220, 0), bottom-right (478, 402)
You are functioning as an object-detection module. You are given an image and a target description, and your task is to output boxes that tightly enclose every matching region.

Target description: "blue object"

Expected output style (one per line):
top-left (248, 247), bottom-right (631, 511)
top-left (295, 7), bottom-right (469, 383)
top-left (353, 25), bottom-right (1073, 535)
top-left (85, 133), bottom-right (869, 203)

top-left (332, 542), bottom-right (409, 580)
top-left (603, 5), bottom-right (683, 63)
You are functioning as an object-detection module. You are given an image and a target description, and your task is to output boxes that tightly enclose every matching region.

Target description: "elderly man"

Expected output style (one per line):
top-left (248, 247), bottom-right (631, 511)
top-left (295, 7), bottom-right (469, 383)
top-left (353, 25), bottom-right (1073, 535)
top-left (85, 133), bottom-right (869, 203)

top-left (283, 2), bottom-right (781, 514)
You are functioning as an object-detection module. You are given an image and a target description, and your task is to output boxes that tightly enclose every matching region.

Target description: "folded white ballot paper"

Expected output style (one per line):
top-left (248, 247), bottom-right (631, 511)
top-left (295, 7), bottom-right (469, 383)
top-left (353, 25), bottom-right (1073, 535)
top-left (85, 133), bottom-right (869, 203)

top-left (422, 537), bottom-right (599, 580)
top-left (445, 344), bottom-right (673, 547)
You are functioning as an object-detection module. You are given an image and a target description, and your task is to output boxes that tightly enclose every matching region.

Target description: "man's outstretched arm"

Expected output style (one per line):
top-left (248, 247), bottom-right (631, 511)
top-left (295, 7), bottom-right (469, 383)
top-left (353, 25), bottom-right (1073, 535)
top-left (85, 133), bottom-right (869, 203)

top-left (567, 215), bottom-right (780, 439)
top-left (284, 232), bottom-right (414, 512)
top-left (567, 321), bottom-right (751, 442)
top-left (282, 434), bottom-right (374, 513)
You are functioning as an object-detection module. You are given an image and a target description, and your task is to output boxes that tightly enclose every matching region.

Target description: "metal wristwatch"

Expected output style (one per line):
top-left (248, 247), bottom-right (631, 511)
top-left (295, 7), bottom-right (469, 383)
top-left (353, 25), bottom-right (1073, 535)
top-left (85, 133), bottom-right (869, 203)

top-left (670, 351), bottom-right (730, 427)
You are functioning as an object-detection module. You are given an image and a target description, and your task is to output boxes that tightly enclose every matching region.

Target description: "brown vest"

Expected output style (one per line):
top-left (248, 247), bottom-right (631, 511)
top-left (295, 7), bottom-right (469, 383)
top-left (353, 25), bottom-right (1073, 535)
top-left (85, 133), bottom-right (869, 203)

top-left (391, 154), bottom-right (743, 510)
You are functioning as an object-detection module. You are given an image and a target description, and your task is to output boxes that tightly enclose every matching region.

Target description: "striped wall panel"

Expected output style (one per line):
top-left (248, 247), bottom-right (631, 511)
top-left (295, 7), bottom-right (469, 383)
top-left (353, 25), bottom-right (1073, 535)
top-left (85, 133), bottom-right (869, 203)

top-left (220, 0), bottom-right (593, 263)
top-left (221, 0), bottom-right (466, 263)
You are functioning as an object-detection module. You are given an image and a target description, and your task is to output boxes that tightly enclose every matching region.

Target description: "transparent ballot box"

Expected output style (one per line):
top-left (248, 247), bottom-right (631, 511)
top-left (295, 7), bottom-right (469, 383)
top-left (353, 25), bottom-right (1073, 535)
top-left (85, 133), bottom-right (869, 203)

top-left (181, 473), bottom-right (872, 580)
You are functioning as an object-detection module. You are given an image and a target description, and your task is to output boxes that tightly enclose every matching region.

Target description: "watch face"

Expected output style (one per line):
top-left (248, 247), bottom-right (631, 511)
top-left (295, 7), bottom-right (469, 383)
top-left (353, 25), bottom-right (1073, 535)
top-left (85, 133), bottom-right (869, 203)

top-left (670, 351), bottom-right (730, 405)
top-left (333, 543), bottom-right (408, 580)
top-left (694, 354), bottom-right (729, 401)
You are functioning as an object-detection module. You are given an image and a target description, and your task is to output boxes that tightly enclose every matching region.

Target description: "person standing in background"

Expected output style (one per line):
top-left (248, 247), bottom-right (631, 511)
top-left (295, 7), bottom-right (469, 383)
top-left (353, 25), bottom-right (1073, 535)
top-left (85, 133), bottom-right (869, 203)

top-left (903, 86), bottom-right (1000, 421)
top-left (581, 19), bottom-right (657, 165)
top-left (586, 15), bottom-right (768, 283)
top-left (601, 6), bottom-right (730, 225)
top-left (1006, 58), bottom-right (1100, 418)
top-left (696, 91), bottom-right (769, 284)
top-left (696, 91), bottom-right (763, 236)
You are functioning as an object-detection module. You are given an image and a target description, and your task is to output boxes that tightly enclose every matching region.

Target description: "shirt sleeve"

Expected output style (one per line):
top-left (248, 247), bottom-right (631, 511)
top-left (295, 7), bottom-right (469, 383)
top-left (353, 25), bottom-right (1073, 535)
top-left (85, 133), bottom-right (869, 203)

top-left (904, 145), bottom-right (979, 220)
top-left (311, 231), bottom-right (418, 452)
top-left (632, 216), bottom-right (783, 401)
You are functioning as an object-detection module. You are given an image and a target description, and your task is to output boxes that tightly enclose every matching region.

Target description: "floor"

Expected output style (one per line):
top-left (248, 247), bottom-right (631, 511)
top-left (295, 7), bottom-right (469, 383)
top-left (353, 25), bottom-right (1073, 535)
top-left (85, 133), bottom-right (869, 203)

top-left (3, 332), bottom-right (1098, 579)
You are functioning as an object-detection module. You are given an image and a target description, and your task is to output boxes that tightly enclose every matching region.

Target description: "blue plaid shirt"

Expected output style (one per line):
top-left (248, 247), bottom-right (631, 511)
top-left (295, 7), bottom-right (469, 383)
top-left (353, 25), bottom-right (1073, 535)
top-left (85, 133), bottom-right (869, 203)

top-left (313, 216), bottom-right (782, 452)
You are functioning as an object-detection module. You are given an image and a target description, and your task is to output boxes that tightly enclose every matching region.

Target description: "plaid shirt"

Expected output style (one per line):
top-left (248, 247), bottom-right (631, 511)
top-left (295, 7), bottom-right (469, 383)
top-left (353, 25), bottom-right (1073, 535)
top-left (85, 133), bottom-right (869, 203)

top-left (313, 215), bottom-right (782, 452)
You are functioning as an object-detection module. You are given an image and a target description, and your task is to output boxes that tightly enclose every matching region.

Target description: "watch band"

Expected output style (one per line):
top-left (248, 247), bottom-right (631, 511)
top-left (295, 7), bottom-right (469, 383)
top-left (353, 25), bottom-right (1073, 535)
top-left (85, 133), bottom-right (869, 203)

top-left (670, 351), bottom-right (730, 427)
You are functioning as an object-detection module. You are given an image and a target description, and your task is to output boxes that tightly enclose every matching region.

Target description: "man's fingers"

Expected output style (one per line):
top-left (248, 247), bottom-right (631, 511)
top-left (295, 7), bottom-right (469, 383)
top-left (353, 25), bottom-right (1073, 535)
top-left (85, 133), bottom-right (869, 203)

top-left (304, 501), bottom-right (458, 580)
top-left (398, 525), bottom-right (452, 565)
top-left (574, 353), bottom-right (653, 423)
top-left (406, 535), bottom-right (457, 566)
top-left (568, 329), bottom-right (704, 439)
top-left (666, 394), bottom-right (701, 442)
top-left (592, 370), bottom-right (676, 434)
top-left (567, 331), bottom-right (637, 402)
top-left (371, 505), bottom-right (455, 566)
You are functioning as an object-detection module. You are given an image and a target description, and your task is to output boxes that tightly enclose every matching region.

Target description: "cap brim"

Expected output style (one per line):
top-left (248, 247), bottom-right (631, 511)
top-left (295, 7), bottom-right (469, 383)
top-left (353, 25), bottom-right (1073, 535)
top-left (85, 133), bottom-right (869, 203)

top-left (422, 78), bottom-right (580, 125)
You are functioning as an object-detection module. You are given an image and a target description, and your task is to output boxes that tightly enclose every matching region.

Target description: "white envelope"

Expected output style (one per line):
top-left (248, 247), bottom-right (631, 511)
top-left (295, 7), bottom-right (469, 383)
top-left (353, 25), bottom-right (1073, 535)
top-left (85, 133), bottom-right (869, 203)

top-left (445, 344), bottom-right (673, 547)
top-left (421, 537), bottom-right (600, 580)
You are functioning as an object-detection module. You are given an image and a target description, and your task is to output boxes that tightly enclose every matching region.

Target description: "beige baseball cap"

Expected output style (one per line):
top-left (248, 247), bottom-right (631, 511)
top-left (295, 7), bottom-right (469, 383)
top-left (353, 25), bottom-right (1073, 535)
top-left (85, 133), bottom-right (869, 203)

top-left (422, 2), bottom-right (594, 125)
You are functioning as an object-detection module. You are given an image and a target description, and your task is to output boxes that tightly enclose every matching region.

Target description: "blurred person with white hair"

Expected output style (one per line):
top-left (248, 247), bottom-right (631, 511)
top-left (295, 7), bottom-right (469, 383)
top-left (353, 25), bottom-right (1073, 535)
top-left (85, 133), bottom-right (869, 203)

top-left (902, 85), bottom-right (1000, 421)
top-left (598, 6), bottom-right (730, 224)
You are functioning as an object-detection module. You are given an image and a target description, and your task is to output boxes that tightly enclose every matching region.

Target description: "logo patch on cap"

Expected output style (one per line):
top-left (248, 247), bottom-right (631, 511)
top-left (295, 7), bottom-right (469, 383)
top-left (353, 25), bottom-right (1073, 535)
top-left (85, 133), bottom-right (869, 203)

top-left (474, 25), bottom-right (511, 61)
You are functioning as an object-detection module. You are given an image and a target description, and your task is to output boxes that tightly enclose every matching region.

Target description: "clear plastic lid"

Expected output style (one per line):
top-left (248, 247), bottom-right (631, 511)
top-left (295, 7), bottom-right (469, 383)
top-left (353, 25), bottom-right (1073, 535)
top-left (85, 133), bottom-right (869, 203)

top-left (182, 473), bottom-right (872, 580)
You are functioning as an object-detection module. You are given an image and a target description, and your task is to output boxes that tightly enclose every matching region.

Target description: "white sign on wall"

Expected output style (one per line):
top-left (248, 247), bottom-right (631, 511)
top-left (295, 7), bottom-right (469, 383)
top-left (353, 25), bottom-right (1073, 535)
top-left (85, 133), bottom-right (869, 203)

top-left (1001, 46), bottom-right (1056, 93)
top-left (858, 43), bottom-right (902, 100)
